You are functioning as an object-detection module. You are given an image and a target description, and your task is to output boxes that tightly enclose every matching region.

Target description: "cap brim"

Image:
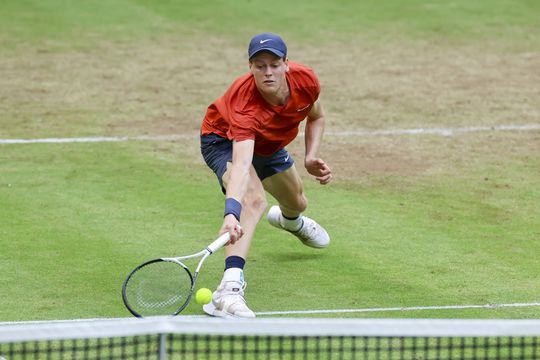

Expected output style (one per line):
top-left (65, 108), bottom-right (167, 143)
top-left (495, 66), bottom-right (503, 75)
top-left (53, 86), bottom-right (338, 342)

top-left (249, 48), bottom-right (285, 59)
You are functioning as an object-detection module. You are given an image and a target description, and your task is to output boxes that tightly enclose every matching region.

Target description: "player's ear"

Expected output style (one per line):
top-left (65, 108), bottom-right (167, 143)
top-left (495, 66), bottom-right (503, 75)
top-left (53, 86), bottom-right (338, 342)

top-left (284, 57), bottom-right (289, 71)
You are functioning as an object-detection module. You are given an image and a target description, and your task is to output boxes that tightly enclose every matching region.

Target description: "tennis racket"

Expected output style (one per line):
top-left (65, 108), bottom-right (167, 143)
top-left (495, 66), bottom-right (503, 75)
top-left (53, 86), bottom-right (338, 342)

top-left (122, 232), bottom-right (230, 318)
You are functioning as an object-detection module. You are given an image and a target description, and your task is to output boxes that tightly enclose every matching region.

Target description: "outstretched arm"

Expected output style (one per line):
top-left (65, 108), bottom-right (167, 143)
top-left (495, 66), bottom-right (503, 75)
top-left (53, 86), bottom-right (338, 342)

top-left (220, 139), bottom-right (255, 244)
top-left (304, 99), bottom-right (332, 185)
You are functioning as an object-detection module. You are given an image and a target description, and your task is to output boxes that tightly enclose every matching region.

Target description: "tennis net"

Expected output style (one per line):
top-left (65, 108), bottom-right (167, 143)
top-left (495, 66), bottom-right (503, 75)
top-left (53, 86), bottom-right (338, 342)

top-left (1, 317), bottom-right (539, 359)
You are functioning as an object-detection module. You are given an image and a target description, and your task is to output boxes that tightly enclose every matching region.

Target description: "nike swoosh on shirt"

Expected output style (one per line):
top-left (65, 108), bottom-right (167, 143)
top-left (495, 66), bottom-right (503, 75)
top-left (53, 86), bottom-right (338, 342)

top-left (296, 105), bottom-right (310, 112)
top-left (259, 39), bottom-right (272, 44)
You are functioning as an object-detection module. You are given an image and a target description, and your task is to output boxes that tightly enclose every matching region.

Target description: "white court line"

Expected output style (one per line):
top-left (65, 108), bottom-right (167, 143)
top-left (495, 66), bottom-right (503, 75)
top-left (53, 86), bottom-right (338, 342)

top-left (0, 124), bottom-right (539, 144)
top-left (1, 302), bottom-right (539, 325)
top-left (0, 315), bottom-right (203, 326)
top-left (256, 302), bottom-right (540, 316)
top-left (0, 134), bottom-right (190, 144)
top-left (327, 123), bottom-right (540, 137)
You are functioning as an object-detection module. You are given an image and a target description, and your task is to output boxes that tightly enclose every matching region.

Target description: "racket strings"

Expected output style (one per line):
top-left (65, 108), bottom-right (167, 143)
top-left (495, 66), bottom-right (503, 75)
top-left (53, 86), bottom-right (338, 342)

top-left (125, 261), bottom-right (192, 316)
top-left (134, 290), bottom-right (183, 309)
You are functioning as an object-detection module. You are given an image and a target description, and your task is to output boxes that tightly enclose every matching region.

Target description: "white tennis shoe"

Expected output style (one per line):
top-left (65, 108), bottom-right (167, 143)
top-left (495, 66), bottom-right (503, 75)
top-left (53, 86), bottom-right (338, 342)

top-left (203, 280), bottom-right (255, 318)
top-left (267, 205), bottom-right (330, 248)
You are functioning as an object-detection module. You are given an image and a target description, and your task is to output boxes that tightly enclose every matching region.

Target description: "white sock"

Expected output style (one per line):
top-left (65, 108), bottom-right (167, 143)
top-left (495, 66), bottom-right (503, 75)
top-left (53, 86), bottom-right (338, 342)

top-left (223, 268), bottom-right (244, 283)
top-left (281, 214), bottom-right (303, 232)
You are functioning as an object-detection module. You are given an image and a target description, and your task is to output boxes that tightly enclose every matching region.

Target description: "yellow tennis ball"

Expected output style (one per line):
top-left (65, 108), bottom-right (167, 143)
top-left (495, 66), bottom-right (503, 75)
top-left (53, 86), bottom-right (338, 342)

top-left (195, 288), bottom-right (213, 305)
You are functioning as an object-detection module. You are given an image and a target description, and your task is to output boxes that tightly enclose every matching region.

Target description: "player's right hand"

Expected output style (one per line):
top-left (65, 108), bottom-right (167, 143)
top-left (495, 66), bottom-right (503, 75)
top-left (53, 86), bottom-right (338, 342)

top-left (305, 157), bottom-right (332, 185)
top-left (220, 214), bottom-right (244, 245)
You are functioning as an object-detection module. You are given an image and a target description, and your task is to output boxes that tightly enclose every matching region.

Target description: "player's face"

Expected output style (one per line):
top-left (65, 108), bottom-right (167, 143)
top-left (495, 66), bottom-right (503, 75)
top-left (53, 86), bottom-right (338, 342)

top-left (249, 52), bottom-right (289, 96)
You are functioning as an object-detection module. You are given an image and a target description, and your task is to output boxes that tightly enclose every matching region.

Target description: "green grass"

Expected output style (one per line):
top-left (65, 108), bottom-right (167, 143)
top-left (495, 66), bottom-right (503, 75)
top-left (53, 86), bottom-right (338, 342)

top-left (0, 142), bottom-right (220, 319)
top-left (1, 0), bottom-right (539, 48)
top-left (0, 0), bottom-right (539, 322)
top-left (0, 141), bottom-right (538, 320)
top-left (0, 0), bottom-right (173, 49)
top-left (133, 0), bottom-right (540, 45)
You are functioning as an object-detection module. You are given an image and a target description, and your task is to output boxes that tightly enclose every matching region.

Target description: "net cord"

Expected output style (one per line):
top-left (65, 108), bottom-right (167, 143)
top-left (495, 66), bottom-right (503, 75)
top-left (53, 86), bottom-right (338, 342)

top-left (1, 317), bottom-right (540, 343)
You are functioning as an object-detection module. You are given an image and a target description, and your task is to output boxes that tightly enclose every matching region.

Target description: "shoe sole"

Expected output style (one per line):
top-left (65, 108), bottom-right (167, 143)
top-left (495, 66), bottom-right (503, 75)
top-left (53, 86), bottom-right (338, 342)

top-left (203, 301), bottom-right (256, 319)
top-left (268, 206), bottom-right (329, 248)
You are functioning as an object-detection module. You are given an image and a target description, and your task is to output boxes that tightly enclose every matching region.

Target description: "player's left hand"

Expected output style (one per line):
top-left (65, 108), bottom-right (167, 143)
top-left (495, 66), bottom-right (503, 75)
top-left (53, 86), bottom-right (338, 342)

top-left (305, 157), bottom-right (332, 185)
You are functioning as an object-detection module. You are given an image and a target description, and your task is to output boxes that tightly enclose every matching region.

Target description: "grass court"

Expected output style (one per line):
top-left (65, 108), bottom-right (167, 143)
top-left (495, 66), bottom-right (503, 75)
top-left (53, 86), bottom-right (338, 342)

top-left (0, 0), bottom-right (539, 321)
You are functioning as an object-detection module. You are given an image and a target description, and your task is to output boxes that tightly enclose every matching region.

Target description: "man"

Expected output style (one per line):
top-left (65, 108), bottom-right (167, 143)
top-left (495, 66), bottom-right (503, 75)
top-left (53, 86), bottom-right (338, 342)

top-left (200, 33), bottom-right (332, 318)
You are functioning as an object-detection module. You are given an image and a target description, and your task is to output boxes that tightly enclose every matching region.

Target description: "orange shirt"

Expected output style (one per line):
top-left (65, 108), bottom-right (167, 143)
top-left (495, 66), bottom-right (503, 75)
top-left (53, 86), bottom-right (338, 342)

top-left (201, 61), bottom-right (320, 156)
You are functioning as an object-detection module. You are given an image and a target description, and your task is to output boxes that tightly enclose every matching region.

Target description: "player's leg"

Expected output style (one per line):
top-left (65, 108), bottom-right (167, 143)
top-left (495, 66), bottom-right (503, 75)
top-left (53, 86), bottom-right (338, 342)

top-left (262, 157), bottom-right (330, 248)
top-left (204, 165), bottom-right (265, 318)
top-left (262, 164), bottom-right (306, 217)
top-left (201, 134), bottom-right (266, 317)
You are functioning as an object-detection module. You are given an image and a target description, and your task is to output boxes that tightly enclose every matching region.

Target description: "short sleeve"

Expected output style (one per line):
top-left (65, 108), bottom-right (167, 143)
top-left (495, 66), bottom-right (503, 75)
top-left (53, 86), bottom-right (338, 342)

top-left (303, 67), bottom-right (321, 103)
top-left (224, 84), bottom-right (261, 141)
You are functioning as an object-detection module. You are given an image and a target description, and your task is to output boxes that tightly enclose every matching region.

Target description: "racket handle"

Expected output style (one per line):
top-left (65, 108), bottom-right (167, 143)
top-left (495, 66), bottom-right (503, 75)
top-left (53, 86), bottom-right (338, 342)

top-left (206, 233), bottom-right (231, 253)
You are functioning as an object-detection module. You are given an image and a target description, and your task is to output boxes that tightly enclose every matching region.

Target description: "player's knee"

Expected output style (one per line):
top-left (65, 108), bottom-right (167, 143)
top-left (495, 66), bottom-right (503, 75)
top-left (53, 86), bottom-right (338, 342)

top-left (286, 194), bottom-right (307, 214)
top-left (296, 195), bottom-right (308, 213)
top-left (242, 193), bottom-right (268, 218)
top-left (255, 196), bottom-right (268, 217)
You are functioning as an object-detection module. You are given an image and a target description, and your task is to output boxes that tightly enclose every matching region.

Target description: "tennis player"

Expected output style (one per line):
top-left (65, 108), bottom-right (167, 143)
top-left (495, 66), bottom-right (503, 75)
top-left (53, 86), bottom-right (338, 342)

top-left (200, 33), bottom-right (332, 318)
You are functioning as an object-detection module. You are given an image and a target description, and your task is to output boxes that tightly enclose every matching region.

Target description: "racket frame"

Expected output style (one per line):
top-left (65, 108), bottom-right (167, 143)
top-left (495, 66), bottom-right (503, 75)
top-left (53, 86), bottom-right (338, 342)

top-left (122, 233), bottom-right (230, 317)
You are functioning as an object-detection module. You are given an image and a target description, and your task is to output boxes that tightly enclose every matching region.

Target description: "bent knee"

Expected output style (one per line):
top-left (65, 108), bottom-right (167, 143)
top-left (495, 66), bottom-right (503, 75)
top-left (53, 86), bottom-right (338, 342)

top-left (282, 194), bottom-right (308, 214)
top-left (242, 193), bottom-right (268, 217)
top-left (294, 195), bottom-right (308, 213)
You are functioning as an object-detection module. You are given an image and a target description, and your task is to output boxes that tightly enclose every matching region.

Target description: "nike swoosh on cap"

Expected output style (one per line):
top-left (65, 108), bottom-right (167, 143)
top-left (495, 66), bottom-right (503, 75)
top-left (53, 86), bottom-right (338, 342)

top-left (259, 39), bottom-right (272, 44)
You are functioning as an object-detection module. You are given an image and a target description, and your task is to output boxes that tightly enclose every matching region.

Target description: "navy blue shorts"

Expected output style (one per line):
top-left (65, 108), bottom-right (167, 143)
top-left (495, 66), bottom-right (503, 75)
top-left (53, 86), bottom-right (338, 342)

top-left (200, 133), bottom-right (294, 193)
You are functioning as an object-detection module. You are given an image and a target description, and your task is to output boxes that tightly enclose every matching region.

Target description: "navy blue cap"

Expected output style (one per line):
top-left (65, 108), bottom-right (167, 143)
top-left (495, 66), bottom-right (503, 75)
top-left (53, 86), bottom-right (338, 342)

top-left (248, 33), bottom-right (287, 59)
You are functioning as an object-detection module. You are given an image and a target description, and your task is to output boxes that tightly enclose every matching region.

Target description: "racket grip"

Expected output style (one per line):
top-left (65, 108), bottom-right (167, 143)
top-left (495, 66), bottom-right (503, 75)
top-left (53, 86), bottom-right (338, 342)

top-left (207, 233), bottom-right (231, 253)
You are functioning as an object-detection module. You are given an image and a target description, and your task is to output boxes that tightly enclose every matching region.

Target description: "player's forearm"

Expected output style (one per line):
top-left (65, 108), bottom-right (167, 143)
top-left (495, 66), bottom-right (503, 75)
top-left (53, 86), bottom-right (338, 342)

top-left (225, 139), bottom-right (254, 208)
top-left (304, 115), bottom-right (325, 162)
top-left (226, 162), bottom-right (250, 204)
